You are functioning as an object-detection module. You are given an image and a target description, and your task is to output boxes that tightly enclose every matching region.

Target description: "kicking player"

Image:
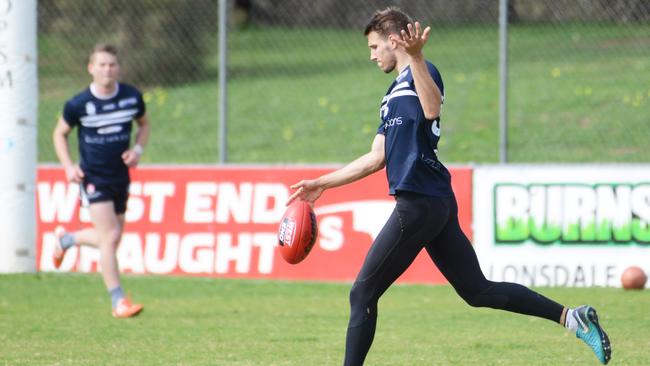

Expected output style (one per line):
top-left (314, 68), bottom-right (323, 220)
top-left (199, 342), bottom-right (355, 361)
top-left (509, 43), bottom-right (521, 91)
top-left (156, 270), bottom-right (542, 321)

top-left (287, 7), bottom-right (611, 365)
top-left (52, 43), bottom-right (150, 318)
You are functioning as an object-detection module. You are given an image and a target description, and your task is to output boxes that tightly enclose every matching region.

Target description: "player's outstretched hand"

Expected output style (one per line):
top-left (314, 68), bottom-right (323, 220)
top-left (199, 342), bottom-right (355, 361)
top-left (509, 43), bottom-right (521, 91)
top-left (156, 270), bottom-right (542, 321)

top-left (287, 179), bottom-right (324, 207)
top-left (394, 22), bottom-right (430, 56)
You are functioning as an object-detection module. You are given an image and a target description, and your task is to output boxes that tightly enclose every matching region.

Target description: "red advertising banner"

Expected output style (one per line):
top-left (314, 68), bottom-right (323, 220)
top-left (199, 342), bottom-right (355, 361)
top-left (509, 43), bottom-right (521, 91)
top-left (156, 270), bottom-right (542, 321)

top-left (37, 166), bottom-right (472, 284)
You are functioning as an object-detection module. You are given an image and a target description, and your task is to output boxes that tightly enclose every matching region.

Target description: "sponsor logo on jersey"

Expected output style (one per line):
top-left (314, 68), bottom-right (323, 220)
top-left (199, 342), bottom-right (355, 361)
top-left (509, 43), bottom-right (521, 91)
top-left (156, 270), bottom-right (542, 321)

top-left (383, 116), bottom-right (403, 130)
top-left (79, 108), bottom-right (139, 128)
top-left (103, 103), bottom-right (116, 111)
top-left (98, 125), bottom-right (123, 135)
top-left (118, 97), bottom-right (138, 108)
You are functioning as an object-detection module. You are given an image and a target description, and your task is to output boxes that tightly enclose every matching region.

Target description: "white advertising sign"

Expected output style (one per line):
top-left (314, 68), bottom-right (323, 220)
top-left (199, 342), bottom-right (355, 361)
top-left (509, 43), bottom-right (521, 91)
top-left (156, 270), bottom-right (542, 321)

top-left (474, 165), bottom-right (650, 288)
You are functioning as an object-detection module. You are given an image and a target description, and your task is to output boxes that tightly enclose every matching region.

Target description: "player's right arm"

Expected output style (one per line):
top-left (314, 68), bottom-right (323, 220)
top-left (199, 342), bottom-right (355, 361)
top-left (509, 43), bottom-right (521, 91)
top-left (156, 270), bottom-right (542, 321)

top-left (287, 134), bottom-right (385, 205)
top-left (394, 22), bottom-right (442, 120)
top-left (52, 116), bottom-right (84, 183)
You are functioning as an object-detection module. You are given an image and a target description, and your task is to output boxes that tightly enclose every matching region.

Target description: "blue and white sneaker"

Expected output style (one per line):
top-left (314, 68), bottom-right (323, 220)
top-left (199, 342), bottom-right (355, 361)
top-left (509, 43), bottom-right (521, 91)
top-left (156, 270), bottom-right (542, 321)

top-left (574, 305), bottom-right (611, 364)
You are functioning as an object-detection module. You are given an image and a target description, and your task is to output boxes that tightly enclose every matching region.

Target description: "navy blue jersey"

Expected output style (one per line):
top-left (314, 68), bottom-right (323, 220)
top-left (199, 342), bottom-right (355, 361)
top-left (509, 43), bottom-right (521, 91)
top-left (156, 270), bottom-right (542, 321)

top-left (377, 62), bottom-right (453, 197)
top-left (62, 82), bottom-right (145, 185)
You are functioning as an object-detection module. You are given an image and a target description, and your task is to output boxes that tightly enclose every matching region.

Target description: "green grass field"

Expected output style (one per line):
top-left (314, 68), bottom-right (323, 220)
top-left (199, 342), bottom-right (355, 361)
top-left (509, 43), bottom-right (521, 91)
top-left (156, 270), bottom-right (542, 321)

top-left (3, 274), bottom-right (649, 365)
top-left (37, 23), bottom-right (650, 164)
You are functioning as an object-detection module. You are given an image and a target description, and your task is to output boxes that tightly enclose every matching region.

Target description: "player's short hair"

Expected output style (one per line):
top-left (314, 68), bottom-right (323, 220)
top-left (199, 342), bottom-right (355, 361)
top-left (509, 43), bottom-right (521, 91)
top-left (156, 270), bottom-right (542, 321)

top-left (89, 43), bottom-right (119, 63)
top-left (364, 7), bottom-right (413, 38)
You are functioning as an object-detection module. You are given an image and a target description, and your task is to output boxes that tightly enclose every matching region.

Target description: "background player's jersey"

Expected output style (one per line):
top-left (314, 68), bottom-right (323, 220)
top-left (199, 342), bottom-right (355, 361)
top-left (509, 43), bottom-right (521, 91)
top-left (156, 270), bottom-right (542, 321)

top-left (376, 61), bottom-right (453, 197)
top-left (63, 82), bottom-right (145, 185)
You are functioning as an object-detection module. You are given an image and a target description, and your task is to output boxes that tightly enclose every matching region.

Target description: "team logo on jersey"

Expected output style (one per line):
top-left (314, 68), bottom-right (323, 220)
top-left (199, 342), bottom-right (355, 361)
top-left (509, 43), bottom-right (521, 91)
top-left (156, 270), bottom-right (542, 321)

top-left (85, 102), bottom-right (96, 115)
top-left (380, 104), bottom-right (389, 119)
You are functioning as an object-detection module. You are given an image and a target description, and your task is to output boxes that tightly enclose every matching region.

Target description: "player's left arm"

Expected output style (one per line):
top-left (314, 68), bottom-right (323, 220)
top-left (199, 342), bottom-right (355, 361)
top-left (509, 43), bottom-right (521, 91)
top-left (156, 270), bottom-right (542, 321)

top-left (394, 22), bottom-right (442, 120)
top-left (122, 114), bottom-right (150, 167)
top-left (287, 133), bottom-right (386, 205)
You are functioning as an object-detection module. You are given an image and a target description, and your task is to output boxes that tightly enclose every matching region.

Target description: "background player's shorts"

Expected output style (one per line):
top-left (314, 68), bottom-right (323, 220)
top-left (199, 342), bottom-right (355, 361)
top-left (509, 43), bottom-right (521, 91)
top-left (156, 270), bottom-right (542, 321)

top-left (80, 181), bottom-right (129, 214)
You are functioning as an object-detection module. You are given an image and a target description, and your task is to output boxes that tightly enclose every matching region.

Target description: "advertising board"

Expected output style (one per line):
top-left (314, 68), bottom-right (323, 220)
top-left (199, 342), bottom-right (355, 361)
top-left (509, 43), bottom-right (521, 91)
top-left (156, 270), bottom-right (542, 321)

top-left (473, 165), bottom-right (650, 287)
top-left (37, 166), bottom-right (473, 284)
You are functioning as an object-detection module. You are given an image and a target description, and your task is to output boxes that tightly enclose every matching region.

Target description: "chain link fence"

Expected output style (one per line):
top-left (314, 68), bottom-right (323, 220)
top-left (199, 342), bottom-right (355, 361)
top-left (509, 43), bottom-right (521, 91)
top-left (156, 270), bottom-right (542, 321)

top-left (506, 0), bottom-right (650, 162)
top-left (37, 0), bottom-right (649, 164)
top-left (37, 0), bottom-right (220, 163)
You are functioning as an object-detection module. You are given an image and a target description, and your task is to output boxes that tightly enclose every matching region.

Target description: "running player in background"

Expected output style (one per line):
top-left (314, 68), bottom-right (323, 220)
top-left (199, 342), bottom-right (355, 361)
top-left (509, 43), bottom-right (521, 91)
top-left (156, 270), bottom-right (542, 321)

top-left (287, 7), bottom-right (611, 365)
top-left (52, 43), bottom-right (150, 318)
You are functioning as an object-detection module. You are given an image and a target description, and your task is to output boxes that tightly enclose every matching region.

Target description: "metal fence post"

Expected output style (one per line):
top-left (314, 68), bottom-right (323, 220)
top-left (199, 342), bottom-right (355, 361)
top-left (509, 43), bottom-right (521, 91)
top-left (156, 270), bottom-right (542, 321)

top-left (218, 0), bottom-right (228, 163)
top-left (499, 0), bottom-right (508, 163)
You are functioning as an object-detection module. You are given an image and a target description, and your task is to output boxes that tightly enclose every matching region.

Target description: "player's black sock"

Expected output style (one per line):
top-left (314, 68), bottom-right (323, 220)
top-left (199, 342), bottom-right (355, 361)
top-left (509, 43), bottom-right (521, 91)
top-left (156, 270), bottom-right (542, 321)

top-left (466, 282), bottom-right (564, 323)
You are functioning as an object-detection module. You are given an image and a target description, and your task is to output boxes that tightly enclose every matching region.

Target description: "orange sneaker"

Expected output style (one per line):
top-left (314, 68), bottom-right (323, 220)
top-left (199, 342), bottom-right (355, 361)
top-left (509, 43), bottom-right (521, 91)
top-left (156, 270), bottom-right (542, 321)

top-left (112, 297), bottom-right (144, 318)
top-left (52, 226), bottom-right (68, 269)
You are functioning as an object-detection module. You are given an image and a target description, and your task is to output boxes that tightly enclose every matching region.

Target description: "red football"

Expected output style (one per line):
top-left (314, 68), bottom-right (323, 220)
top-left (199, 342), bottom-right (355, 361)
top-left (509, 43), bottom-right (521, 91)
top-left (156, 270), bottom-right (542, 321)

top-left (278, 200), bottom-right (318, 264)
top-left (621, 266), bottom-right (647, 290)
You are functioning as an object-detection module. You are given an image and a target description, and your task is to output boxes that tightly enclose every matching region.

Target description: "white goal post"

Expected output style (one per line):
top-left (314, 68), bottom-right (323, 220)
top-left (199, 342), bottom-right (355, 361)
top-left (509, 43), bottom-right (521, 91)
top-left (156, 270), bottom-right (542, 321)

top-left (0, 0), bottom-right (38, 273)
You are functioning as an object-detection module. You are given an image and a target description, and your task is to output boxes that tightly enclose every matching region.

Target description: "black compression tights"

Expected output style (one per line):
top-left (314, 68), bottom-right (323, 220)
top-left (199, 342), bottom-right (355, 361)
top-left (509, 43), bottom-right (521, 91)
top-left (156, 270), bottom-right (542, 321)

top-left (343, 191), bottom-right (565, 366)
